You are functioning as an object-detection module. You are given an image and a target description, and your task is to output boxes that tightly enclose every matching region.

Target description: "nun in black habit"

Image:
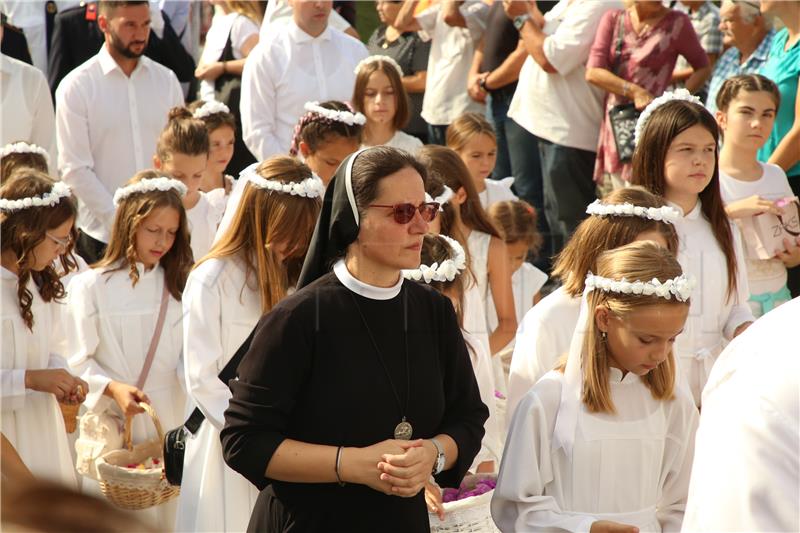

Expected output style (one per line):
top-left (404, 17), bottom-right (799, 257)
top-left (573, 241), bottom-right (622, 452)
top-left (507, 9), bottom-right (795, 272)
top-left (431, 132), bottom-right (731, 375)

top-left (220, 146), bottom-right (489, 532)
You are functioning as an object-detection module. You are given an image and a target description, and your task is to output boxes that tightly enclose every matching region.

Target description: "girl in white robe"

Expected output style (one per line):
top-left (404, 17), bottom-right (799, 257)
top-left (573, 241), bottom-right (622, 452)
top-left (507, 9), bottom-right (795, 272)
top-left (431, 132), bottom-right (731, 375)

top-left (153, 106), bottom-right (224, 263)
top-left (176, 157), bottom-right (322, 532)
top-left (189, 100), bottom-right (237, 214)
top-left (507, 187), bottom-right (681, 422)
top-left (63, 172), bottom-right (193, 528)
top-left (493, 241), bottom-right (699, 533)
top-left (1, 171), bottom-right (85, 486)
top-left (630, 92), bottom-right (754, 405)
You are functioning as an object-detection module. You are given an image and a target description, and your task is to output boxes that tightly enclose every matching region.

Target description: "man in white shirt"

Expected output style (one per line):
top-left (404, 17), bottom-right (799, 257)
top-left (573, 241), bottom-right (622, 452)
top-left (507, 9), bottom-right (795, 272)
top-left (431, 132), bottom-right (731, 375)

top-left (682, 297), bottom-right (799, 532)
top-left (240, 0), bottom-right (367, 160)
top-left (504, 0), bottom-right (619, 253)
top-left (55, 0), bottom-right (183, 262)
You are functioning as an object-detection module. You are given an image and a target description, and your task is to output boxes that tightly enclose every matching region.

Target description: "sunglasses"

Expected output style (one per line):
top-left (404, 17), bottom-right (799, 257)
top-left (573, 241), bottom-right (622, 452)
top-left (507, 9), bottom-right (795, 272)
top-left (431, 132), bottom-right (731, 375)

top-left (46, 232), bottom-right (73, 250)
top-left (368, 202), bottom-right (440, 224)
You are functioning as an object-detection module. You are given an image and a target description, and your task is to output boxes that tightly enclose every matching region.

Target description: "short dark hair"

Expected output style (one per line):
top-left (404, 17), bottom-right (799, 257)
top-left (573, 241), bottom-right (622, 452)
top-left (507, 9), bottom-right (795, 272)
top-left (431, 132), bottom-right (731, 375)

top-left (98, 1), bottom-right (149, 18)
top-left (351, 146), bottom-right (427, 220)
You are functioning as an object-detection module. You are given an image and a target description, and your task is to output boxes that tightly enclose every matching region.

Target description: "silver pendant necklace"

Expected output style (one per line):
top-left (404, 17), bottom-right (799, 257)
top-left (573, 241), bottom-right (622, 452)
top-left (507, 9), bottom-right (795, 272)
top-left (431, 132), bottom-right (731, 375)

top-left (349, 290), bottom-right (412, 440)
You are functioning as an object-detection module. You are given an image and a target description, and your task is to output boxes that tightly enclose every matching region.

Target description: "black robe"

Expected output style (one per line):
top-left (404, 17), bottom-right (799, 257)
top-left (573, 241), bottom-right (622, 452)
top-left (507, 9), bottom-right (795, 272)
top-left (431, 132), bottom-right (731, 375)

top-left (221, 271), bottom-right (488, 532)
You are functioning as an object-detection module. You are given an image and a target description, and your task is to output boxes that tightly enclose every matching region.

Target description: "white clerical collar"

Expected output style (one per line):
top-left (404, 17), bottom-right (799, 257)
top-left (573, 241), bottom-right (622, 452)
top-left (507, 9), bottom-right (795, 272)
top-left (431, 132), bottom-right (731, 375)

top-left (333, 259), bottom-right (403, 300)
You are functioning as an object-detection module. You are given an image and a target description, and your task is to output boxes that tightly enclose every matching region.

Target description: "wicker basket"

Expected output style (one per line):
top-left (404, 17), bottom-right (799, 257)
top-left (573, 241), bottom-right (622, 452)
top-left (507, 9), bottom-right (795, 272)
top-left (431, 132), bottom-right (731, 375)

top-left (429, 475), bottom-right (500, 533)
top-left (96, 403), bottom-right (179, 510)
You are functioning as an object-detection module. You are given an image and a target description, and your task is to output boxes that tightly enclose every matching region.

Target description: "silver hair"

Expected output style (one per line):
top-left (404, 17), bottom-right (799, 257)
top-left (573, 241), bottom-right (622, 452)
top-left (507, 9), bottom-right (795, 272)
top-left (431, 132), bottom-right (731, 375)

top-left (725, 0), bottom-right (768, 26)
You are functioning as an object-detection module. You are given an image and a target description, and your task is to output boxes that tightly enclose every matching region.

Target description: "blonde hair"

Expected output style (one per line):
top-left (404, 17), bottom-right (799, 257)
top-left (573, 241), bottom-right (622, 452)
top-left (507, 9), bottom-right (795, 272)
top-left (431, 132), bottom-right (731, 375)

top-left (552, 187), bottom-right (679, 297)
top-left (488, 200), bottom-right (542, 256)
top-left (579, 241), bottom-right (685, 413)
top-left (225, 1), bottom-right (265, 24)
top-left (200, 156), bottom-right (321, 313)
top-left (95, 170), bottom-right (192, 300)
top-left (446, 112), bottom-right (497, 153)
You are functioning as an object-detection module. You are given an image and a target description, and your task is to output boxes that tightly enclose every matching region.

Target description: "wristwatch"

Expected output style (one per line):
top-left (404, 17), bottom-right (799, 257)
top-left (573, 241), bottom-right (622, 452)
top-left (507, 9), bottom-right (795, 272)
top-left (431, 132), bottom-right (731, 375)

top-left (513, 13), bottom-right (531, 31)
top-left (430, 438), bottom-right (446, 475)
top-left (478, 76), bottom-right (489, 92)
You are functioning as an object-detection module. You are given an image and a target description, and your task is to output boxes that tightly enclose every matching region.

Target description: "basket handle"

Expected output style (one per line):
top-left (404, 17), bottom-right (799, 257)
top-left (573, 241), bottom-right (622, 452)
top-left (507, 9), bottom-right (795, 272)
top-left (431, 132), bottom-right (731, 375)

top-left (123, 402), bottom-right (166, 451)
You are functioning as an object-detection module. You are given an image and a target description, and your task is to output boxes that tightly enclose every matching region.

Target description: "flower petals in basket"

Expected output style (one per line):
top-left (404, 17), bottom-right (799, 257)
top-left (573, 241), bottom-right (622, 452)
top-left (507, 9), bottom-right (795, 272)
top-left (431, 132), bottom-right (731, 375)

top-left (96, 402), bottom-right (179, 510)
top-left (429, 474), bottom-right (500, 533)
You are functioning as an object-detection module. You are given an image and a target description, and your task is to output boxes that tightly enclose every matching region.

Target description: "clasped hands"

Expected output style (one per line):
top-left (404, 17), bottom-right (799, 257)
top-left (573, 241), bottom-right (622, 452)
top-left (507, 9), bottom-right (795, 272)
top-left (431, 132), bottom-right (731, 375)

top-left (343, 438), bottom-right (437, 498)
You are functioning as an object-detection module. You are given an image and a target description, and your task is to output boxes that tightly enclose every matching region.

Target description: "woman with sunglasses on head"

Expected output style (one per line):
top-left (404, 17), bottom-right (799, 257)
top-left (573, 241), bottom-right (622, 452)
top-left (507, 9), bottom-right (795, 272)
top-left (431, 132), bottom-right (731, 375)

top-left (221, 146), bottom-right (488, 532)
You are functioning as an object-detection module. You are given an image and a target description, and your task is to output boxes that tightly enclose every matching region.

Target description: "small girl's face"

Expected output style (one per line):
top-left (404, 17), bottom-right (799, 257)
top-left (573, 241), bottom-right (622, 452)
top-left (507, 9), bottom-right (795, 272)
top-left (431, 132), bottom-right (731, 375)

top-left (663, 124), bottom-right (716, 201)
top-left (363, 69), bottom-right (397, 127)
top-left (598, 302), bottom-right (688, 377)
top-left (31, 216), bottom-right (74, 271)
top-left (208, 126), bottom-right (235, 175)
top-left (506, 240), bottom-right (529, 274)
top-left (156, 153), bottom-right (208, 194)
top-left (716, 90), bottom-right (777, 151)
top-left (302, 135), bottom-right (360, 185)
top-left (134, 206), bottom-right (180, 269)
top-left (458, 133), bottom-right (497, 186)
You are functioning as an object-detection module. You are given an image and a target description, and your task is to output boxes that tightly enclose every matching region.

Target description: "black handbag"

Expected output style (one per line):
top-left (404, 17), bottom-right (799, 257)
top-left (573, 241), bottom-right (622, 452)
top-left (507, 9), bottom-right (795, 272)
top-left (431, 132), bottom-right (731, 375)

top-left (163, 328), bottom-right (256, 486)
top-left (608, 12), bottom-right (640, 163)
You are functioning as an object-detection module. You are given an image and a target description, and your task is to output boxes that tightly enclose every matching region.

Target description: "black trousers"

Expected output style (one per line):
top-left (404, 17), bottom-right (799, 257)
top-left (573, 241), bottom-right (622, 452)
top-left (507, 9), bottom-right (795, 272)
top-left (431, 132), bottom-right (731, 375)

top-left (76, 230), bottom-right (107, 265)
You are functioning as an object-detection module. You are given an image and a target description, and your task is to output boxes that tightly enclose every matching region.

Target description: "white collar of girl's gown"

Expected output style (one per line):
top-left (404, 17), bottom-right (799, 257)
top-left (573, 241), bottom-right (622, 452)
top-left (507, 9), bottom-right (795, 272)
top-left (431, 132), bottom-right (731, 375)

top-left (608, 366), bottom-right (640, 384)
top-left (333, 259), bottom-right (403, 300)
top-left (667, 198), bottom-right (703, 220)
top-left (0, 265), bottom-right (17, 280)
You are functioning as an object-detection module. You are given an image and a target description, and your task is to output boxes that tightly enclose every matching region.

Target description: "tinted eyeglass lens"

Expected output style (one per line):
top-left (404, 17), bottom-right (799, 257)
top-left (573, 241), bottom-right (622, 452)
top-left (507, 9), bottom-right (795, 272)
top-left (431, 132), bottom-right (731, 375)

top-left (419, 203), bottom-right (439, 222)
top-left (393, 204), bottom-right (417, 224)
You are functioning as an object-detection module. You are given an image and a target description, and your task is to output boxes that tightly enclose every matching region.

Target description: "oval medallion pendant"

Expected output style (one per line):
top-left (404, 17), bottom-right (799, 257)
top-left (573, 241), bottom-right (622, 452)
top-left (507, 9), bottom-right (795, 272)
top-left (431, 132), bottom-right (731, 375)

top-left (394, 419), bottom-right (413, 440)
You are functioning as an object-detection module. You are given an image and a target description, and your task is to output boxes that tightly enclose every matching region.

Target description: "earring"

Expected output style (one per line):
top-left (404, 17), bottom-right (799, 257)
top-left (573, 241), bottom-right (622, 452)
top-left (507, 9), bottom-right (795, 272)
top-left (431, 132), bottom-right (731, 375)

top-left (600, 331), bottom-right (607, 341)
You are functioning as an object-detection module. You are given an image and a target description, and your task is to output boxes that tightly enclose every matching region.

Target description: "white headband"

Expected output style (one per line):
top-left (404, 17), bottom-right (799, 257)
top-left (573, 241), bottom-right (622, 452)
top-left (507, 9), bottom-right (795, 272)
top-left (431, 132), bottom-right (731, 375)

top-left (354, 55), bottom-right (405, 77)
top-left (304, 102), bottom-right (366, 126)
top-left (402, 235), bottom-right (467, 283)
top-left (113, 177), bottom-right (187, 206)
top-left (634, 88), bottom-right (703, 146)
top-left (344, 147), bottom-right (372, 226)
top-left (585, 199), bottom-right (680, 224)
top-left (0, 181), bottom-right (71, 213)
top-left (193, 100), bottom-right (230, 119)
top-left (240, 163), bottom-right (325, 199)
top-left (425, 185), bottom-right (454, 212)
top-left (552, 271), bottom-right (695, 460)
top-left (0, 142), bottom-right (50, 164)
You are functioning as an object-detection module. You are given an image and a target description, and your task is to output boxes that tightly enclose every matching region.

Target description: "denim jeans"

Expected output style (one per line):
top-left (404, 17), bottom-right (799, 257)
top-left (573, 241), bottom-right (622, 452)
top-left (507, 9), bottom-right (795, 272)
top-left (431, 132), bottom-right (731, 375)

top-left (485, 86), bottom-right (514, 180)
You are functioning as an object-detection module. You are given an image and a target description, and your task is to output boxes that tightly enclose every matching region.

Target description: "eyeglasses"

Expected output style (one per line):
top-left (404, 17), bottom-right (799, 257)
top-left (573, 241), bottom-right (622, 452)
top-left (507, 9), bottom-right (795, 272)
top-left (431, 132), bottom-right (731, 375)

top-left (368, 202), bottom-right (440, 224)
top-left (46, 232), bottom-right (72, 250)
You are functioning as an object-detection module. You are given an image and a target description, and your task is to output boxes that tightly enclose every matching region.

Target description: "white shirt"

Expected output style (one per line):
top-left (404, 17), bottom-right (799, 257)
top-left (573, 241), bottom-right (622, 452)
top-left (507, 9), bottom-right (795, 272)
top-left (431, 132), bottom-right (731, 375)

top-left (1, 267), bottom-right (77, 487)
top-left (670, 200), bottom-right (754, 406)
top-left (362, 130), bottom-right (424, 155)
top-left (462, 329), bottom-right (502, 470)
top-left (240, 21), bottom-right (368, 160)
top-left (0, 53), bottom-right (57, 173)
top-left (682, 297), bottom-right (799, 533)
top-left (199, 12), bottom-right (260, 101)
top-left (719, 162), bottom-right (793, 299)
top-left (176, 257), bottom-right (261, 533)
top-left (0, 1), bottom-right (80, 73)
top-left (478, 177), bottom-right (517, 210)
top-left (509, 0), bottom-right (620, 152)
top-left (507, 286), bottom-right (580, 423)
top-left (55, 44), bottom-right (183, 243)
top-left (186, 193), bottom-right (224, 263)
top-left (416, 0), bottom-right (488, 125)
top-left (259, 0), bottom-right (352, 41)
top-left (493, 368), bottom-right (698, 533)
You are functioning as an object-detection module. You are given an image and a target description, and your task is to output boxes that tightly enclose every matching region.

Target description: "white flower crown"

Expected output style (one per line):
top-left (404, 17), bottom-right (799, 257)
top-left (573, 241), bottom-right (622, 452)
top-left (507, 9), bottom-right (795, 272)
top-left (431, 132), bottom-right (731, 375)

top-left (585, 199), bottom-right (680, 224)
top-left (193, 100), bottom-right (230, 119)
top-left (113, 177), bottom-right (188, 206)
top-left (0, 142), bottom-right (50, 163)
top-left (634, 88), bottom-right (703, 146)
top-left (585, 272), bottom-right (696, 302)
top-left (240, 163), bottom-right (325, 199)
top-left (354, 55), bottom-right (404, 77)
top-left (304, 101), bottom-right (366, 126)
top-left (0, 181), bottom-right (72, 213)
top-left (425, 185), bottom-right (454, 212)
top-left (403, 235), bottom-right (467, 284)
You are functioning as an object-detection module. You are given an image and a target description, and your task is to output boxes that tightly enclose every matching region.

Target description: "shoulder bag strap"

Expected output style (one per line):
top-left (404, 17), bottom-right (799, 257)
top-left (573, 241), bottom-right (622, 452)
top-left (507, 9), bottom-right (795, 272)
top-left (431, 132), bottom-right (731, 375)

top-left (611, 10), bottom-right (626, 76)
top-left (135, 282), bottom-right (170, 390)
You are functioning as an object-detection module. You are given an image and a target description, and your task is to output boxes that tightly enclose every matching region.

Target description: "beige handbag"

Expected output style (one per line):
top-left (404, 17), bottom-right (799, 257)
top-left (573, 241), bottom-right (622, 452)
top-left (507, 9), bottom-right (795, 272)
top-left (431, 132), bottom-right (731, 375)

top-left (74, 284), bottom-right (169, 480)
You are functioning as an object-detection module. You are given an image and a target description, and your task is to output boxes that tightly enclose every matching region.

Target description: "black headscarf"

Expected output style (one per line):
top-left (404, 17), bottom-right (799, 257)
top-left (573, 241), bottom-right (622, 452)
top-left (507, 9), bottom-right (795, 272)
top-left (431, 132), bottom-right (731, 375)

top-left (297, 148), bottom-right (371, 288)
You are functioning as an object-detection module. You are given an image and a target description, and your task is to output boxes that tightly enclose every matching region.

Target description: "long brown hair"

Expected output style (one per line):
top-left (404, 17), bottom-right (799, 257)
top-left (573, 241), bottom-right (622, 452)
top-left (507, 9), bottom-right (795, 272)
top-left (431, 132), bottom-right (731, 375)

top-left (201, 157), bottom-right (321, 313)
top-left (580, 241), bottom-right (685, 413)
top-left (352, 57), bottom-right (411, 131)
top-left (630, 99), bottom-right (738, 300)
top-left (1, 148), bottom-right (49, 186)
top-left (0, 172), bottom-right (78, 329)
top-left (95, 170), bottom-right (192, 300)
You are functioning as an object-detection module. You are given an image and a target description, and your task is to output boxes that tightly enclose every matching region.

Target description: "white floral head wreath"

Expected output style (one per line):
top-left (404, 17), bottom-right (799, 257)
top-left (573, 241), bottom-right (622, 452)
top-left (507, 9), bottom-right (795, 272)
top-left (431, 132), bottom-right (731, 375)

top-left (0, 181), bottom-right (72, 213)
top-left (193, 100), bottom-right (230, 119)
top-left (585, 199), bottom-right (680, 224)
top-left (634, 88), bottom-right (703, 146)
top-left (402, 235), bottom-right (467, 284)
top-left (240, 163), bottom-right (325, 199)
top-left (354, 55), bottom-right (404, 77)
top-left (0, 142), bottom-right (50, 164)
top-left (585, 272), bottom-right (696, 302)
top-left (425, 185), bottom-right (454, 212)
top-left (113, 177), bottom-right (187, 206)
top-left (304, 102), bottom-right (366, 126)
